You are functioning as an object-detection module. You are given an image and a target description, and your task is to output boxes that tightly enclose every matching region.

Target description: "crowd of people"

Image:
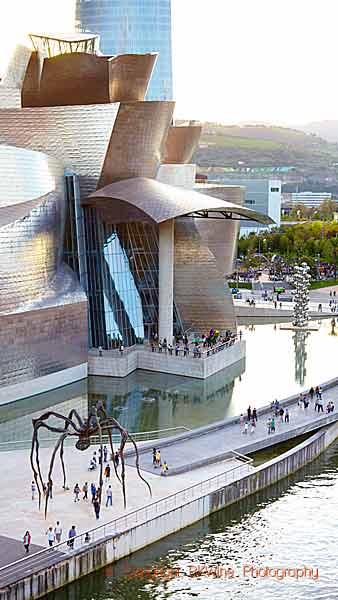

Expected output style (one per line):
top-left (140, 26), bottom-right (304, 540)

top-left (150, 329), bottom-right (237, 359)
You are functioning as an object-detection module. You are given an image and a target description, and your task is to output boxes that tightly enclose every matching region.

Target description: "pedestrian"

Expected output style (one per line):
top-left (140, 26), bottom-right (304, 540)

top-left (23, 531), bottom-right (31, 553)
top-left (48, 480), bottom-right (53, 500)
top-left (31, 481), bottom-right (36, 501)
top-left (68, 525), bottom-right (77, 549)
top-left (119, 343), bottom-right (124, 355)
top-left (309, 387), bottom-right (314, 401)
top-left (284, 408), bottom-right (290, 423)
top-left (46, 527), bottom-right (55, 547)
top-left (247, 405), bottom-right (252, 422)
top-left (82, 482), bottom-right (88, 501)
top-left (317, 396), bottom-right (324, 413)
top-left (114, 451), bottom-right (119, 468)
top-left (151, 342), bottom-right (155, 352)
top-left (105, 485), bottom-right (113, 507)
top-left (161, 461), bottom-right (169, 476)
top-left (73, 483), bottom-right (81, 502)
top-left (152, 447), bottom-right (157, 465)
top-left (168, 344), bottom-right (173, 356)
top-left (315, 386), bottom-right (320, 399)
top-left (98, 447), bottom-right (103, 465)
top-left (155, 450), bottom-right (161, 467)
top-left (274, 300), bottom-right (277, 309)
top-left (271, 417), bottom-right (276, 433)
top-left (239, 414), bottom-right (244, 430)
top-left (104, 464), bottom-right (111, 481)
top-left (279, 407), bottom-right (284, 422)
top-left (54, 521), bottom-right (62, 543)
top-left (252, 408), bottom-right (257, 423)
top-left (93, 497), bottom-right (100, 520)
top-left (279, 301), bottom-right (282, 309)
top-left (250, 419), bottom-right (256, 435)
top-left (243, 421), bottom-right (249, 435)
top-left (158, 341), bottom-right (163, 353)
top-left (267, 417), bottom-right (272, 434)
top-left (175, 344), bottom-right (180, 356)
top-left (98, 345), bottom-right (103, 357)
top-left (91, 482), bottom-right (96, 503)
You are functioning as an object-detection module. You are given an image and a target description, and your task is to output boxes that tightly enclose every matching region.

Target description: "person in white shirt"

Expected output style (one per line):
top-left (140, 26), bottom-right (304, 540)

top-left (54, 522), bottom-right (62, 543)
top-left (46, 527), bottom-right (55, 547)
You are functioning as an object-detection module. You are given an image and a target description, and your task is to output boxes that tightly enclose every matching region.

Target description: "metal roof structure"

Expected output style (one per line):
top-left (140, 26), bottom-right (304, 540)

top-left (84, 177), bottom-right (275, 225)
top-left (29, 33), bottom-right (99, 57)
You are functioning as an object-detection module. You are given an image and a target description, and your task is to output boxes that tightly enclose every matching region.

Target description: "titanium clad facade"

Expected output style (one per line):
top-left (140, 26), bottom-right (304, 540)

top-left (76, 0), bottom-right (173, 100)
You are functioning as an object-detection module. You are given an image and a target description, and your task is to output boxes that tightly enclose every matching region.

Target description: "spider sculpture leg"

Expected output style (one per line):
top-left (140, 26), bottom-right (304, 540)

top-left (31, 413), bottom-right (80, 511)
top-left (107, 428), bottom-right (122, 484)
top-left (127, 433), bottom-right (152, 498)
top-left (119, 429), bottom-right (129, 508)
top-left (45, 432), bottom-right (68, 518)
top-left (58, 409), bottom-right (86, 490)
top-left (97, 421), bottom-right (104, 504)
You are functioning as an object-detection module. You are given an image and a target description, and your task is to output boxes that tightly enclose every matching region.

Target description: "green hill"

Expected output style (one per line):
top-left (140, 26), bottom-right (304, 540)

top-left (193, 123), bottom-right (338, 172)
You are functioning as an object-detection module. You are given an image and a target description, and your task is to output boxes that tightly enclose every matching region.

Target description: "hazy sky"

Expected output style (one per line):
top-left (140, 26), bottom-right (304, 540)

top-left (1, 0), bottom-right (338, 125)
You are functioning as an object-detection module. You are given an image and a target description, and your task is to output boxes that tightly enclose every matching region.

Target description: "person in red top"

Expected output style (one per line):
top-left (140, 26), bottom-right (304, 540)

top-left (23, 531), bottom-right (31, 553)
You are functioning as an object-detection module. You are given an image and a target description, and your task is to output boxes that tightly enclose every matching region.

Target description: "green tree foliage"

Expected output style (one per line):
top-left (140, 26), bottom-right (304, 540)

top-left (238, 222), bottom-right (338, 269)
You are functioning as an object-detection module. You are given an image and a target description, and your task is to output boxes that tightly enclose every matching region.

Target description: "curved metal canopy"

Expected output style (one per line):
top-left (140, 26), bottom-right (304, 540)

top-left (84, 177), bottom-right (275, 225)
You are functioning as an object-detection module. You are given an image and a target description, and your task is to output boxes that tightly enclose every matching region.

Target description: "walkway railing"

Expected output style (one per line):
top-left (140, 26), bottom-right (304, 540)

top-left (0, 452), bottom-right (252, 586)
top-left (0, 427), bottom-right (191, 453)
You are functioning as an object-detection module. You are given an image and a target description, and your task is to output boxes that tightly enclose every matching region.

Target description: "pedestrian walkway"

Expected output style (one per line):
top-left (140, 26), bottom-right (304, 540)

top-left (126, 387), bottom-right (338, 474)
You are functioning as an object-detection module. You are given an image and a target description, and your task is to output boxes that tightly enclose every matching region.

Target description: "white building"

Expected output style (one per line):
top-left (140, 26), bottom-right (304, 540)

top-left (286, 191), bottom-right (332, 208)
top-left (209, 177), bottom-right (281, 236)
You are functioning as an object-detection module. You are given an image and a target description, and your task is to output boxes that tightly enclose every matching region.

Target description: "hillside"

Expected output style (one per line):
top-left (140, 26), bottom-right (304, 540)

top-left (193, 123), bottom-right (338, 172)
top-left (296, 121), bottom-right (338, 143)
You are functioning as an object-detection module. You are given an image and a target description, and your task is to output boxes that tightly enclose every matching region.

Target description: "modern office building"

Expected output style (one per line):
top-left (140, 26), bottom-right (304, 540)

top-left (207, 175), bottom-right (281, 236)
top-left (283, 191), bottom-right (332, 209)
top-left (0, 33), bottom-right (271, 401)
top-left (75, 0), bottom-right (173, 100)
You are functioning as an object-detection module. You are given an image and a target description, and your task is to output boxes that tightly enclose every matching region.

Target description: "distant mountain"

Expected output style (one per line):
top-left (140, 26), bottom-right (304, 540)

top-left (194, 123), bottom-right (338, 171)
top-left (296, 121), bottom-right (338, 143)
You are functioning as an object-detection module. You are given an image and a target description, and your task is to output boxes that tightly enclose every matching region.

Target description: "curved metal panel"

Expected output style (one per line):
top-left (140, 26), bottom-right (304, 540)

top-left (0, 104), bottom-right (119, 197)
top-left (163, 125), bottom-right (202, 164)
top-left (194, 185), bottom-right (245, 274)
top-left (0, 192), bottom-right (63, 313)
top-left (109, 53), bottom-right (157, 101)
top-left (174, 218), bottom-right (237, 334)
top-left (87, 176), bottom-right (274, 225)
top-left (0, 145), bottom-right (64, 207)
top-left (98, 102), bottom-right (174, 187)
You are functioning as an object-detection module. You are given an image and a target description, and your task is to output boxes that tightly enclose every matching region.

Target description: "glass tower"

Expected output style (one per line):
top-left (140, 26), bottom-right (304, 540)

top-left (75, 0), bottom-right (173, 100)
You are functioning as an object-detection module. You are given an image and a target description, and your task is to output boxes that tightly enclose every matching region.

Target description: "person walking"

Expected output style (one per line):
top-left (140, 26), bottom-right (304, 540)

top-left (247, 406), bottom-right (252, 423)
top-left (155, 450), bottom-right (161, 467)
top-left (317, 395), bottom-right (324, 413)
top-left (309, 387), bottom-right (314, 401)
top-left (104, 464), bottom-right (111, 481)
top-left (252, 408), bottom-right (257, 423)
top-left (279, 407), bottom-right (284, 422)
top-left (90, 482), bottom-right (96, 503)
top-left (93, 497), bottom-right (100, 520)
top-left (267, 417), bottom-right (272, 435)
top-left (46, 527), bottom-right (55, 547)
top-left (152, 447), bottom-right (157, 466)
top-left (54, 522), bottom-right (62, 543)
top-left (271, 417), bottom-right (276, 433)
top-left (284, 408), bottom-right (290, 423)
top-left (103, 446), bottom-right (108, 463)
top-left (82, 482), bottom-right (88, 501)
top-left (114, 451), bottom-right (119, 468)
top-left (250, 419), bottom-right (256, 435)
top-left (106, 485), bottom-right (113, 507)
top-left (68, 525), bottom-right (77, 549)
top-left (31, 481), bottom-right (36, 501)
top-left (73, 483), bottom-right (81, 502)
top-left (243, 421), bottom-right (249, 435)
top-left (239, 414), bottom-right (244, 430)
top-left (161, 461), bottom-right (169, 476)
top-left (23, 531), bottom-right (31, 553)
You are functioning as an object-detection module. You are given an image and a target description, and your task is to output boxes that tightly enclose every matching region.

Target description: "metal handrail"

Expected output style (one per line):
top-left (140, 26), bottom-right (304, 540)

top-left (0, 454), bottom-right (252, 584)
top-left (0, 427), bottom-right (191, 452)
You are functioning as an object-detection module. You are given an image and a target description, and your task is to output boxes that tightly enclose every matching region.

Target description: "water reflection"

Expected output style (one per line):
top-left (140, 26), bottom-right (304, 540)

top-left (0, 320), bottom-right (337, 445)
top-left (293, 331), bottom-right (310, 385)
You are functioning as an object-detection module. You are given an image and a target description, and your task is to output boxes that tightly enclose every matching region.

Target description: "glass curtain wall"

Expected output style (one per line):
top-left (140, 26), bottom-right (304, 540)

top-left (84, 208), bottom-right (161, 348)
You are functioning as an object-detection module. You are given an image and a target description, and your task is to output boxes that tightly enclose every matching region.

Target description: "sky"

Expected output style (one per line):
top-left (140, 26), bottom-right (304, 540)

top-left (1, 0), bottom-right (338, 125)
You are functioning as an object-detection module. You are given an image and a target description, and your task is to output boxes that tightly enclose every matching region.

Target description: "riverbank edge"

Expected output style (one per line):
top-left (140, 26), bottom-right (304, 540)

top-left (1, 420), bottom-right (337, 600)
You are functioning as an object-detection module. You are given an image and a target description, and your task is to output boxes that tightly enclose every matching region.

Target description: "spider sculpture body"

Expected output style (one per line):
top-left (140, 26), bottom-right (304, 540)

top-left (30, 402), bottom-right (151, 517)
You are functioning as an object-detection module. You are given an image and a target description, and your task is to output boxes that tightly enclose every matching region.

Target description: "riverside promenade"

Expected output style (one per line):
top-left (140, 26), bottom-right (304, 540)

top-left (125, 378), bottom-right (338, 473)
top-left (1, 380), bottom-right (338, 597)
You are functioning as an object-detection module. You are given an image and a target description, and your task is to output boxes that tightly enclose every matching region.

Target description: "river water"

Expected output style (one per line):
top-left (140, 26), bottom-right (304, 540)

top-left (50, 439), bottom-right (338, 599)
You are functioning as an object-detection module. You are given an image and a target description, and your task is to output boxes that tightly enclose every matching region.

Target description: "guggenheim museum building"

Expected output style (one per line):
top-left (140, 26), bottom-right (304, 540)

top-left (0, 32), bottom-right (271, 402)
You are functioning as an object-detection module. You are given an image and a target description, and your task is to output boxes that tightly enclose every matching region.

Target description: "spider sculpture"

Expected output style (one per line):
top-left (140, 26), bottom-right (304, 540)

top-left (30, 401), bottom-right (151, 517)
